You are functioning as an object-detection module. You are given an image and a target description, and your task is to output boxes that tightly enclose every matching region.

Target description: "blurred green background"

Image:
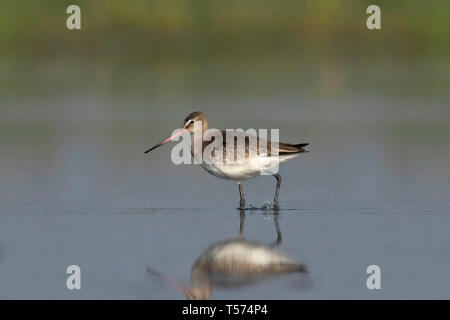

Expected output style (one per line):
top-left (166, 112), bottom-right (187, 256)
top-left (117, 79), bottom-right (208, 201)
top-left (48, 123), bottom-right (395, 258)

top-left (2, 0), bottom-right (449, 99)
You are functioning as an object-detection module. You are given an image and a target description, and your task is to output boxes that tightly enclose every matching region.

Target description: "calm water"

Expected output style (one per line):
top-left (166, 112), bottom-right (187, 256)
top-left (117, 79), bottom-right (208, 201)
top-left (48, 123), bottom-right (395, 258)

top-left (1, 92), bottom-right (449, 299)
top-left (0, 206), bottom-right (449, 299)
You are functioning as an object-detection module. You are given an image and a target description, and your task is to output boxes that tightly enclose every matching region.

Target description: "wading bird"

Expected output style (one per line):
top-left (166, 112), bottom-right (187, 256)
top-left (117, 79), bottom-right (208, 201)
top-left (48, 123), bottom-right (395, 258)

top-left (145, 112), bottom-right (308, 209)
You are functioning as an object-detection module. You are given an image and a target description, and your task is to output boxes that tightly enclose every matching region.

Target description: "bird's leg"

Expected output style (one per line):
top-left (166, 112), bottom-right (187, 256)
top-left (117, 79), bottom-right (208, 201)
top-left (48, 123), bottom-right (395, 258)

top-left (239, 209), bottom-right (245, 237)
top-left (238, 182), bottom-right (245, 210)
top-left (273, 174), bottom-right (282, 209)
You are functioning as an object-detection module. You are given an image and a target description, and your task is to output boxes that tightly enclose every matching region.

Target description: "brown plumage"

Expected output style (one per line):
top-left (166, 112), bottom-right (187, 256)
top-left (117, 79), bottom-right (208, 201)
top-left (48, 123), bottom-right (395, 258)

top-left (201, 131), bottom-right (308, 163)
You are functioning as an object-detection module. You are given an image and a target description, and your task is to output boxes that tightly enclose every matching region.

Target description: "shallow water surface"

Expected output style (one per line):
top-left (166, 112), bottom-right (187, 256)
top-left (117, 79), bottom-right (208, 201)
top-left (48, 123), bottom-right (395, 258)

top-left (1, 88), bottom-right (449, 299)
top-left (0, 205), bottom-right (449, 299)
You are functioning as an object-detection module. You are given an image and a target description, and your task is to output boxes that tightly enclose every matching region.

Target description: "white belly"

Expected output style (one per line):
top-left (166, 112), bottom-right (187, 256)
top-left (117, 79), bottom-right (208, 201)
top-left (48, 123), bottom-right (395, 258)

top-left (201, 162), bottom-right (261, 181)
top-left (200, 154), bottom-right (298, 181)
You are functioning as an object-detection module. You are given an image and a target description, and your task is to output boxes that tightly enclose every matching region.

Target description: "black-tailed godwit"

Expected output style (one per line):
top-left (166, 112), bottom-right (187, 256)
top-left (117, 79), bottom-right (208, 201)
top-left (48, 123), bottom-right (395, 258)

top-left (145, 112), bottom-right (309, 209)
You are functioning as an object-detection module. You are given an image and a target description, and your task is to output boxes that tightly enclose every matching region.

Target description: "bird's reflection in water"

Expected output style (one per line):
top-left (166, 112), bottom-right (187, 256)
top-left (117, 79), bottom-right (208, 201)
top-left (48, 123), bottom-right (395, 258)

top-left (148, 210), bottom-right (308, 300)
top-left (186, 210), bottom-right (307, 299)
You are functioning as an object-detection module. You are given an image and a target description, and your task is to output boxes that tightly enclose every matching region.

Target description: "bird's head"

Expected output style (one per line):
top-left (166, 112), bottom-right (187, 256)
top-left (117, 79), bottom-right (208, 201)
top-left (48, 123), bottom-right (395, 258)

top-left (144, 111), bottom-right (208, 154)
top-left (182, 111), bottom-right (208, 134)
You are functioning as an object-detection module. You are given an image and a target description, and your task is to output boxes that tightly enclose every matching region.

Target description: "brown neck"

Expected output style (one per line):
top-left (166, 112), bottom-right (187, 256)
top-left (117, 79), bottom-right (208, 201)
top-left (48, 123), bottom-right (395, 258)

top-left (190, 118), bottom-right (210, 160)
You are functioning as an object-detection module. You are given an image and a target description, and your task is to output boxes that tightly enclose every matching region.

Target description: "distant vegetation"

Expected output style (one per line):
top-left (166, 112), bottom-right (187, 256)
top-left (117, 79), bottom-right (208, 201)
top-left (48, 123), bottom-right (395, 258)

top-left (1, 1), bottom-right (449, 100)
top-left (1, 0), bottom-right (449, 63)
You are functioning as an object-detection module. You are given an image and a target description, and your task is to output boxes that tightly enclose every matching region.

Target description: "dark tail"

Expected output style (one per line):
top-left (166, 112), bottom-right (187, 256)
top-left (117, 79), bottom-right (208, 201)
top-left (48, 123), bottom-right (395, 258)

top-left (293, 143), bottom-right (309, 150)
top-left (279, 143), bottom-right (309, 155)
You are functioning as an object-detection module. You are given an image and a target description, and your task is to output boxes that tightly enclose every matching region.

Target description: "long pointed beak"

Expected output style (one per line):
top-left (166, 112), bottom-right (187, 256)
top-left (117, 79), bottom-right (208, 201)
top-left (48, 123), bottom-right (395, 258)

top-left (145, 128), bottom-right (188, 154)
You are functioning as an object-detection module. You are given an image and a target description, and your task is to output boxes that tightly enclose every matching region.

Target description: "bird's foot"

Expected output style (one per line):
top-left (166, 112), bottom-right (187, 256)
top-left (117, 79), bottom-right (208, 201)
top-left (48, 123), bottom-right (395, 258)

top-left (272, 199), bottom-right (280, 210)
top-left (237, 202), bottom-right (280, 211)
